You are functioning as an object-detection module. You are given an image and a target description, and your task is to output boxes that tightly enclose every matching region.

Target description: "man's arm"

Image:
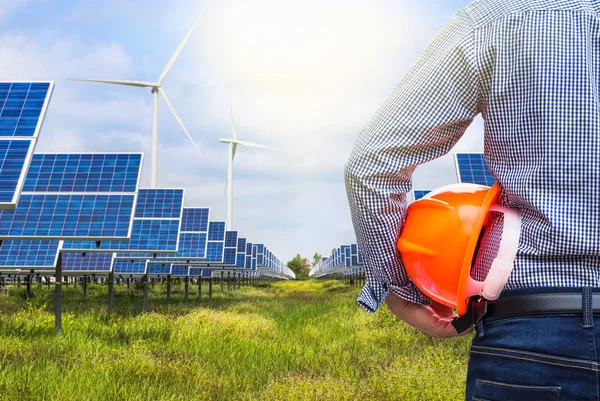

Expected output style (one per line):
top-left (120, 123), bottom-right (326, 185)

top-left (345, 8), bottom-right (481, 327)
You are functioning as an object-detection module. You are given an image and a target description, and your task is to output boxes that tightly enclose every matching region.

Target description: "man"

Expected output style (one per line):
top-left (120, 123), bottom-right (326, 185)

top-left (345, 0), bottom-right (600, 399)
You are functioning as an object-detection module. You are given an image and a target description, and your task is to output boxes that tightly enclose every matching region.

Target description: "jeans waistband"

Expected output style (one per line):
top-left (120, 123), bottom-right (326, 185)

top-left (482, 287), bottom-right (600, 325)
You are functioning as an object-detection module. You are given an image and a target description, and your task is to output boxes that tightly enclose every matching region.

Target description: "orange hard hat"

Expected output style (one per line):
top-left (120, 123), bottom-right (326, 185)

top-left (397, 183), bottom-right (521, 316)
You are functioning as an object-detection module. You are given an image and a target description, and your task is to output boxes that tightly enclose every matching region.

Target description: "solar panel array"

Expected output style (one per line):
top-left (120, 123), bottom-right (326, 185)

top-left (0, 82), bottom-right (53, 208)
top-left (0, 82), bottom-right (296, 284)
top-left (309, 243), bottom-right (364, 278)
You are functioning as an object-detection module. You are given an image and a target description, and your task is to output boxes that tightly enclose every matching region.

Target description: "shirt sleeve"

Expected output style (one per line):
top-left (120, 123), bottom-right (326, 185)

top-left (345, 8), bottom-right (481, 313)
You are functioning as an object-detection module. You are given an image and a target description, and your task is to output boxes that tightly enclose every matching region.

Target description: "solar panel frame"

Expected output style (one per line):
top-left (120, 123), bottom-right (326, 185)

top-left (113, 259), bottom-right (148, 276)
top-left (146, 262), bottom-right (171, 276)
top-left (170, 265), bottom-right (189, 277)
top-left (0, 81), bottom-right (54, 209)
top-left (0, 239), bottom-right (60, 270)
top-left (236, 237), bottom-right (247, 269)
top-left (62, 252), bottom-right (114, 275)
top-left (189, 267), bottom-right (213, 278)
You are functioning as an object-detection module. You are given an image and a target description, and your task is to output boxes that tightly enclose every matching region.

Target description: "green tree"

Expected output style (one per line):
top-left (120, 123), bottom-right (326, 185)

top-left (312, 252), bottom-right (322, 267)
top-left (287, 254), bottom-right (311, 280)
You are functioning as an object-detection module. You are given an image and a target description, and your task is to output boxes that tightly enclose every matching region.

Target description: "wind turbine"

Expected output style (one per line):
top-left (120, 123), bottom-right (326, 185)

top-left (219, 102), bottom-right (276, 229)
top-left (68, 11), bottom-right (205, 188)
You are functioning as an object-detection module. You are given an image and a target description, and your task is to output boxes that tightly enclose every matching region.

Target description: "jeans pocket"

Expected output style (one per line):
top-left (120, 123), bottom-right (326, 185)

top-left (471, 379), bottom-right (560, 401)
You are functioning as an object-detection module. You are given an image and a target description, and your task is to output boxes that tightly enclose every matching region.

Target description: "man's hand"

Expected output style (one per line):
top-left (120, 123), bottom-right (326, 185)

top-left (385, 291), bottom-right (472, 338)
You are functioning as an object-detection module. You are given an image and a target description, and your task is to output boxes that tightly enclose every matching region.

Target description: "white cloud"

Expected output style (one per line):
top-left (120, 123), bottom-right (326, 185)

top-left (0, 0), bottom-right (485, 262)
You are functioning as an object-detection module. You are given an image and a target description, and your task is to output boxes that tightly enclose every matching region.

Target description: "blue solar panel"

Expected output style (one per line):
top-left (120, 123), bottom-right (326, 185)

top-left (0, 82), bottom-right (53, 208)
top-left (208, 221), bottom-right (226, 241)
top-left (23, 154), bottom-right (142, 193)
top-left (0, 240), bottom-right (59, 268)
top-left (189, 268), bottom-right (212, 278)
top-left (117, 207), bottom-right (209, 260)
top-left (0, 152), bottom-right (141, 240)
top-left (205, 241), bottom-right (224, 263)
top-left (202, 221), bottom-right (225, 263)
top-left (224, 231), bottom-right (237, 248)
top-left (64, 219), bottom-right (179, 252)
top-left (147, 263), bottom-right (171, 275)
top-left (455, 153), bottom-right (496, 186)
top-left (236, 237), bottom-right (246, 268)
top-left (255, 244), bottom-right (264, 266)
top-left (222, 231), bottom-right (238, 266)
top-left (134, 189), bottom-right (184, 218)
top-left (113, 259), bottom-right (147, 275)
top-left (0, 194), bottom-right (136, 239)
top-left (223, 248), bottom-right (237, 266)
top-left (413, 190), bottom-right (431, 201)
top-left (181, 208), bottom-right (210, 232)
top-left (0, 140), bottom-right (33, 204)
top-left (349, 243), bottom-right (363, 267)
top-left (176, 224), bottom-right (228, 266)
top-left (62, 252), bottom-right (113, 273)
top-left (171, 265), bottom-right (188, 277)
top-left (63, 189), bottom-right (183, 253)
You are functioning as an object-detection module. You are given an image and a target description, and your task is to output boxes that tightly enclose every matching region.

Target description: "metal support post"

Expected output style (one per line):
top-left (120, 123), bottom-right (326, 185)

top-left (55, 253), bottom-right (63, 335)
top-left (108, 271), bottom-right (114, 314)
top-left (184, 277), bottom-right (189, 303)
top-left (167, 275), bottom-right (171, 304)
top-left (143, 274), bottom-right (148, 313)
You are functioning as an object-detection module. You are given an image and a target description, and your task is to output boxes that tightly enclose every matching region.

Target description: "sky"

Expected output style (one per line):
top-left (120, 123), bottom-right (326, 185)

top-left (0, 0), bottom-right (484, 263)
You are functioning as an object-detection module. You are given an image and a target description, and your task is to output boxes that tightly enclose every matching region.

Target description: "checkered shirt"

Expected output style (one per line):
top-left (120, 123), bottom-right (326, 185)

top-left (345, 0), bottom-right (600, 313)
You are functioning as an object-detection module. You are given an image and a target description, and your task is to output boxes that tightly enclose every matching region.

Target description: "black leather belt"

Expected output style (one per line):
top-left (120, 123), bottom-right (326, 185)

top-left (484, 292), bottom-right (600, 323)
top-left (451, 292), bottom-right (600, 334)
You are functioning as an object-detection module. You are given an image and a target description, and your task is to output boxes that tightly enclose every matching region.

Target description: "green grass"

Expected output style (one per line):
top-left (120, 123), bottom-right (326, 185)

top-left (0, 279), bottom-right (472, 400)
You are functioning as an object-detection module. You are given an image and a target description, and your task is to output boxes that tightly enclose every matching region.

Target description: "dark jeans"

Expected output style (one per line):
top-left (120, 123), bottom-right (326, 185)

top-left (466, 288), bottom-right (600, 401)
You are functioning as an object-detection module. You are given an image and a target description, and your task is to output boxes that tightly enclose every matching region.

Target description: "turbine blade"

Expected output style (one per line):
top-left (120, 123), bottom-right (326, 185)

top-left (157, 10), bottom-right (203, 84)
top-left (236, 140), bottom-right (277, 151)
top-left (230, 101), bottom-right (238, 140)
top-left (232, 143), bottom-right (238, 162)
top-left (158, 88), bottom-right (206, 163)
top-left (67, 78), bottom-right (155, 88)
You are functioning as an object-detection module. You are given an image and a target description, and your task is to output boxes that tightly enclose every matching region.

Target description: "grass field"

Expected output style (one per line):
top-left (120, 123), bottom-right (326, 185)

top-left (0, 279), bottom-right (471, 400)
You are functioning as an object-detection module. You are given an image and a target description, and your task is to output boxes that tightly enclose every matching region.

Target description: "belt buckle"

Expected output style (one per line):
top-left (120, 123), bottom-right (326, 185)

top-left (471, 297), bottom-right (488, 324)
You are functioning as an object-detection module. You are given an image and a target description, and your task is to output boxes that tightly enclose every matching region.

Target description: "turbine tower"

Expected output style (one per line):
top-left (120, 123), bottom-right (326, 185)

top-left (220, 102), bottom-right (276, 229)
top-left (68, 11), bottom-right (205, 188)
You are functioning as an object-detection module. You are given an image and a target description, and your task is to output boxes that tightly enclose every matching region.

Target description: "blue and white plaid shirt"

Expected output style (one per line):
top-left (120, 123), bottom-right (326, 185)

top-left (345, 0), bottom-right (600, 313)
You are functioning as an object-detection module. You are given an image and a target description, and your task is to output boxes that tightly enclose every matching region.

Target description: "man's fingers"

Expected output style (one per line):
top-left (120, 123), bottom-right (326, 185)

top-left (385, 292), bottom-right (473, 338)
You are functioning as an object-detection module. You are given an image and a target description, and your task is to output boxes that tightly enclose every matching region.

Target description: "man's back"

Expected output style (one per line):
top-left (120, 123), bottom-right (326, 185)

top-left (466, 0), bottom-right (600, 289)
